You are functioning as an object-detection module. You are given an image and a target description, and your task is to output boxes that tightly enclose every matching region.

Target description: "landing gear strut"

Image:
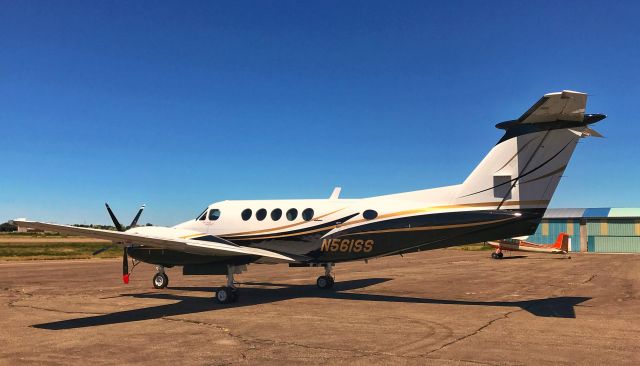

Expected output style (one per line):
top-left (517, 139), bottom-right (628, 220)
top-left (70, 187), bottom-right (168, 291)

top-left (152, 265), bottom-right (169, 289)
top-left (215, 265), bottom-right (244, 304)
top-left (316, 263), bottom-right (335, 289)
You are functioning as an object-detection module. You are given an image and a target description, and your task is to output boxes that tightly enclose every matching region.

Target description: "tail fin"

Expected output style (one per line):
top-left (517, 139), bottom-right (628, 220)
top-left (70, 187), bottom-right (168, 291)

top-left (457, 90), bottom-right (605, 211)
top-left (552, 233), bottom-right (570, 252)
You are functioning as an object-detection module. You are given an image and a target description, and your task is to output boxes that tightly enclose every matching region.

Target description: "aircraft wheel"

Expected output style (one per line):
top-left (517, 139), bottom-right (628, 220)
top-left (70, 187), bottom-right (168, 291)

top-left (216, 286), bottom-right (238, 304)
top-left (152, 272), bottom-right (169, 289)
top-left (316, 275), bottom-right (334, 289)
top-left (491, 253), bottom-right (497, 259)
top-left (497, 252), bottom-right (504, 259)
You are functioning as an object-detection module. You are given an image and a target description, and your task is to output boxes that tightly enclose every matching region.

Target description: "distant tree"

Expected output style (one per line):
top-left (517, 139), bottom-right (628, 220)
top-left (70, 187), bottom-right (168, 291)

top-left (0, 222), bottom-right (18, 232)
top-left (145, 223), bottom-right (153, 226)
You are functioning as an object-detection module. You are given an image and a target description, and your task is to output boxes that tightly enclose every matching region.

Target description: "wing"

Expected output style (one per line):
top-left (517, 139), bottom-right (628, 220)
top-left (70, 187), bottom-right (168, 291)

top-left (12, 220), bottom-right (295, 263)
top-left (518, 90), bottom-right (587, 124)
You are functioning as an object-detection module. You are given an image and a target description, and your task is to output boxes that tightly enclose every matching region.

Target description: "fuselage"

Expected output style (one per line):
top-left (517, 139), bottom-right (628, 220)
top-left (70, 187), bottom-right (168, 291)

top-left (487, 240), bottom-right (565, 254)
top-left (126, 184), bottom-right (547, 266)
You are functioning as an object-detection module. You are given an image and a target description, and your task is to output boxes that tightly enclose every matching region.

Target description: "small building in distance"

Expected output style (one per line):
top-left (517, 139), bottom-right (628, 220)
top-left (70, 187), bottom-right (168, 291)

top-left (527, 208), bottom-right (640, 253)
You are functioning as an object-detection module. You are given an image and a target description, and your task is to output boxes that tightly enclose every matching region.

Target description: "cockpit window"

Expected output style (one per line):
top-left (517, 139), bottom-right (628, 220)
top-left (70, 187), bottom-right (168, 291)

top-left (208, 209), bottom-right (221, 221)
top-left (196, 208), bottom-right (207, 221)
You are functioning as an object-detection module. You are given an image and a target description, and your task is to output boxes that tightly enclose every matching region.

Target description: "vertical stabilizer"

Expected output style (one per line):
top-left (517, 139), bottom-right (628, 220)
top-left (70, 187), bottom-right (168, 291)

top-left (456, 91), bottom-right (605, 212)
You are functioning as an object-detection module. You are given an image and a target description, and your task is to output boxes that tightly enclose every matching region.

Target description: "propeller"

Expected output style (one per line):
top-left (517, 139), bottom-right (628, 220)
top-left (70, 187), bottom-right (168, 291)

top-left (93, 203), bottom-right (146, 284)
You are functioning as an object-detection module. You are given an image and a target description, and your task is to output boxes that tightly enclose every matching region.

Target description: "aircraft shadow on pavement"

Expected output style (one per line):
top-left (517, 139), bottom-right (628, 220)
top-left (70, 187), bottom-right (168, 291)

top-left (33, 278), bottom-right (590, 330)
top-left (497, 255), bottom-right (528, 260)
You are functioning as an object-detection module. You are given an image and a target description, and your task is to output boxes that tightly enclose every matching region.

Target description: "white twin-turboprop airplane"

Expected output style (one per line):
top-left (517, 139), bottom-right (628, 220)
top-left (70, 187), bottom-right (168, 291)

top-left (14, 90), bottom-right (605, 304)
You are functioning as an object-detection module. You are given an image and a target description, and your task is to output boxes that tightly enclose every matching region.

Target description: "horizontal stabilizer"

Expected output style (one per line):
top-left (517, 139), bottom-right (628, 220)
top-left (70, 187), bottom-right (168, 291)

top-left (519, 90), bottom-right (586, 124)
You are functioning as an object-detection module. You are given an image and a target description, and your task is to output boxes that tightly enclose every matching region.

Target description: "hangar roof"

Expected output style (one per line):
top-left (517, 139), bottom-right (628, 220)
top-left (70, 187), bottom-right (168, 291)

top-left (543, 208), bottom-right (640, 219)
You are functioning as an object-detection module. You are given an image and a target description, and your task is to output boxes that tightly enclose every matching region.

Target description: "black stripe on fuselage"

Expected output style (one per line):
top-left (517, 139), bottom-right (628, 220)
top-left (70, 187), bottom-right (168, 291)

top-left (307, 208), bottom-right (545, 262)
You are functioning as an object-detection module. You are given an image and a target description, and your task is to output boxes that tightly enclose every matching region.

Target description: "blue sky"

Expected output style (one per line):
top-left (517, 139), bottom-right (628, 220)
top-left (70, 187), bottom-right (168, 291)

top-left (1, 1), bottom-right (638, 225)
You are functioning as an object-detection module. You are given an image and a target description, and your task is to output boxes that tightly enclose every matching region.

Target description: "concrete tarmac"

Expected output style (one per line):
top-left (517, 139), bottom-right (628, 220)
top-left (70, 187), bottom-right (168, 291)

top-left (1, 250), bottom-right (639, 365)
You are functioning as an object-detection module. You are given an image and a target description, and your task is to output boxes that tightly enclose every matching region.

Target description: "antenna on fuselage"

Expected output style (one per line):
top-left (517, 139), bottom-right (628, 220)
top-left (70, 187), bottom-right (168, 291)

top-left (329, 187), bottom-right (342, 200)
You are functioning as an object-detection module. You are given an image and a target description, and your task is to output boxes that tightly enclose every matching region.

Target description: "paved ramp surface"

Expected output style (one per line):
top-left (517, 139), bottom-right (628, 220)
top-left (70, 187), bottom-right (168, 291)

top-left (1, 250), bottom-right (639, 365)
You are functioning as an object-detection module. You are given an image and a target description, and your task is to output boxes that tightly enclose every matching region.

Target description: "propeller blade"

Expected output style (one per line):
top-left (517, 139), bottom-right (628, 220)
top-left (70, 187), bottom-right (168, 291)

top-left (129, 204), bottom-right (146, 229)
top-left (92, 245), bottom-right (114, 256)
top-left (122, 247), bottom-right (130, 284)
top-left (105, 203), bottom-right (124, 232)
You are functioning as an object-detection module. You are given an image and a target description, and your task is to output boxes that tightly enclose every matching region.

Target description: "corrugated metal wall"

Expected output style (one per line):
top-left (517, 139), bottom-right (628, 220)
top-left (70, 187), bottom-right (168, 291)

top-left (527, 219), bottom-right (581, 252)
top-left (528, 209), bottom-right (640, 253)
top-left (587, 218), bottom-right (640, 253)
top-left (588, 236), bottom-right (640, 252)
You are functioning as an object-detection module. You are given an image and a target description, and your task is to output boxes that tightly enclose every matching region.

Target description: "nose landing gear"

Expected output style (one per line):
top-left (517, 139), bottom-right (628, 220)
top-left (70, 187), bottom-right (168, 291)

top-left (152, 266), bottom-right (169, 289)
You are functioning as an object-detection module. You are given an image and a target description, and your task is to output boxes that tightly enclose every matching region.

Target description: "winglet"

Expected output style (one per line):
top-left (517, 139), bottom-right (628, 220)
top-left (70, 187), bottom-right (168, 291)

top-left (329, 187), bottom-right (342, 200)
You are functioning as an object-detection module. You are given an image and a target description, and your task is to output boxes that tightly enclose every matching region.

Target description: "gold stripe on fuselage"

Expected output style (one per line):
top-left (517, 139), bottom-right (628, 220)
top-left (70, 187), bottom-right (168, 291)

top-left (334, 199), bottom-right (549, 230)
top-left (229, 225), bottom-right (336, 241)
top-left (179, 233), bottom-right (208, 239)
top-left (334, 216), bottom-right (517, 237)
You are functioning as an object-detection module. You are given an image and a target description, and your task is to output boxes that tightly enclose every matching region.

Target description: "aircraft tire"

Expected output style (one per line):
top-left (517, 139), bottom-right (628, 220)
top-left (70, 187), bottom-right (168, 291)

top-left (216, 286), bottom-right (238, 304)
top-left (153, 273), bottom-right (169, 289)
top-left (491, 253), bottom-right (497, 259)
top-left (497, 252), bottom-right (504, 259)
top-left (316, 275), bottom-right (334, 289)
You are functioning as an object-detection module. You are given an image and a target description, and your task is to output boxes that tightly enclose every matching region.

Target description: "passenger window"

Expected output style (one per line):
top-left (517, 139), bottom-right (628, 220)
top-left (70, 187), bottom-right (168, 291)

top-left (256, 208), bottom-right (267, 221)
top-left (286, 208), bottom-right (298, 221)
top-left (302, 208), bottom-right (314, 221)
top-left (271, 208), bottom-right (282, 221)
top-left (241, 209), bottom-right (252, 221)
top-left (208, 209), bottom-right (221, 221)
top-left (363, 209), bottom-right (378, 220)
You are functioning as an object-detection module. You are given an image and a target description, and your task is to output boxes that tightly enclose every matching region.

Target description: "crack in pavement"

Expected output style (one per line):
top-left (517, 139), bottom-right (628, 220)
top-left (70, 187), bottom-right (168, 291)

top-left (423, 308), bottom-right (524, 356)
top-left (5, 288), bottom-right (108, 316)
top-left (162, 315), bottom-right (508, 365)
top-left (162, 316), bottom-right (374, 359)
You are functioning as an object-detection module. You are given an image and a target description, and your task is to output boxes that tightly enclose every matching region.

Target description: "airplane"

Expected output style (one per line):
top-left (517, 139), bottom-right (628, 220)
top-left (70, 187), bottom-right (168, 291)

top-left (486, 233), bottom-right (570, 259)
top-left (12, 90), bottom-right (605, 304)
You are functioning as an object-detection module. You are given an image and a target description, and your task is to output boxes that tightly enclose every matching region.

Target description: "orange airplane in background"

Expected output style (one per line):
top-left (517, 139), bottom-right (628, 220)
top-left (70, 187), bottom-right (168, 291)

top-left (486, 233), bottom-right (570, 259)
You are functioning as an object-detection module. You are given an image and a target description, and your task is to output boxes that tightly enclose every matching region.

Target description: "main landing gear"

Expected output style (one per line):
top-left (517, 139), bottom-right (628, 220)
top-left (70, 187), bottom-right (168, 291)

top-left (316, 263), bottom-right (335, 289)
top-left (491, 250), bottom-right (504, 259)
top-left (215, 265), bottom-right (246, 304)
top-left (153, 265), bottom-right (169, 289)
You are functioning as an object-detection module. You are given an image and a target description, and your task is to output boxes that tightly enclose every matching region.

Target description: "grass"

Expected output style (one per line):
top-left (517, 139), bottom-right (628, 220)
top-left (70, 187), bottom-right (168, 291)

top-left (447, 243), bottom-right (493, 251)
top-left (0, 242), bottom-right (121, 260)
top-left (0, 232), bottom-right (70, 238)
